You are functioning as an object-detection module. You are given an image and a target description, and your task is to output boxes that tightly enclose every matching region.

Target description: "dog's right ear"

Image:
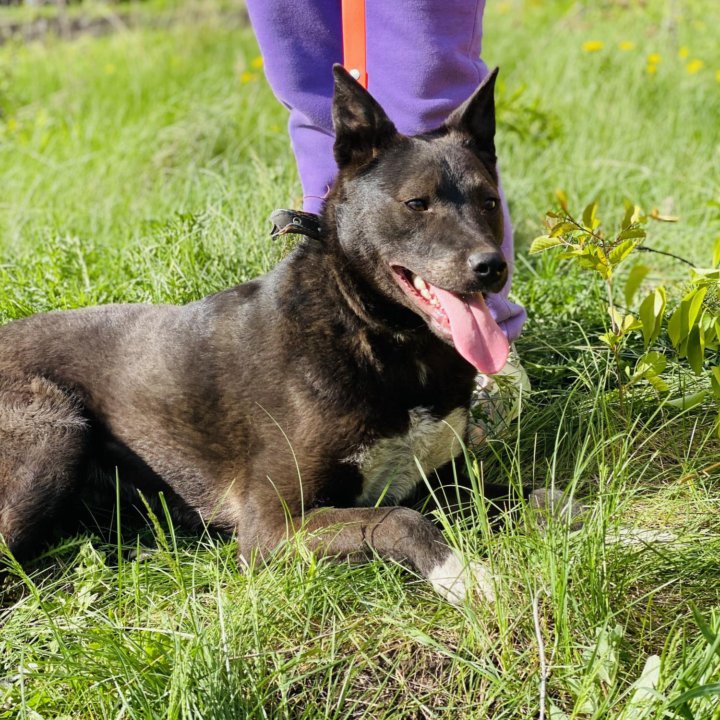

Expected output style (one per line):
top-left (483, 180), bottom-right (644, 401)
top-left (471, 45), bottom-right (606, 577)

top-left (332, 65), bottom-right (398, 171)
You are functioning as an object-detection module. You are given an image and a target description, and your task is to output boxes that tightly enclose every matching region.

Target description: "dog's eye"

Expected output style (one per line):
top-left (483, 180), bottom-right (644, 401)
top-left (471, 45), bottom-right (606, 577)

top-left (482, 198), bottom-right (499, 212)
top-left (405, 198), bottom-right (428, 212)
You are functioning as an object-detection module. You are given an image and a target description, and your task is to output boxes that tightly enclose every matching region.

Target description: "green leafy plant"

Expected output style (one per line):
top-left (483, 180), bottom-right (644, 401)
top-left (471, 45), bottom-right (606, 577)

top-left (530, 193), bottom-right (720, 427)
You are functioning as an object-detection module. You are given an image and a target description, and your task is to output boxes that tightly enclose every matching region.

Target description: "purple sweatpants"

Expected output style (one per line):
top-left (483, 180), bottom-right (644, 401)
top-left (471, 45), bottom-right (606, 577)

top-left (246, 0), bottom-right (526, 341)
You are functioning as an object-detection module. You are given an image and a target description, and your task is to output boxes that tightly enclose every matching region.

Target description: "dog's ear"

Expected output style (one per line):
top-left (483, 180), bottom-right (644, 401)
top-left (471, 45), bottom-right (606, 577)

top-left (444, 67), bottom-right (498, 163)
top-left (332, 65), bottom-right (398, 170)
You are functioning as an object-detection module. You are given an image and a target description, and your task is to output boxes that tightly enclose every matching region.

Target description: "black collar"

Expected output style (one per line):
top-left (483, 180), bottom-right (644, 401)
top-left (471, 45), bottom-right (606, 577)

top-left (269, 209), bottom-right (322, 241)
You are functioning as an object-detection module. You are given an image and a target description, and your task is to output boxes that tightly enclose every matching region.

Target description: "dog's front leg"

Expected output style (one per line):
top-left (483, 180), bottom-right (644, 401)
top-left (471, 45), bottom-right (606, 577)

top-left (236, 505), bottom-right (494, 605)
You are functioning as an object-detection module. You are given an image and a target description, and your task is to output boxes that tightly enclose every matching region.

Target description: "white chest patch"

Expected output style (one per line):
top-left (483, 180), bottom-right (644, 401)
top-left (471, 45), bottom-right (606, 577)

top-left (354, 407), bottom-right (467, 506)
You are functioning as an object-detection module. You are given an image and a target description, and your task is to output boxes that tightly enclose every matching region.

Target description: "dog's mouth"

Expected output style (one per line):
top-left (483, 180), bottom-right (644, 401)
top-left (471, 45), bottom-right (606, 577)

top-left (391, 266), bottom-right (509, 375)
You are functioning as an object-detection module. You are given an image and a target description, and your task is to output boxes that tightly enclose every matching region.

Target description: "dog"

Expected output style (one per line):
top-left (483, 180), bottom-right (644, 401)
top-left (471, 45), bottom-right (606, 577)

top-left (0, 66), bottom-right (511, 604)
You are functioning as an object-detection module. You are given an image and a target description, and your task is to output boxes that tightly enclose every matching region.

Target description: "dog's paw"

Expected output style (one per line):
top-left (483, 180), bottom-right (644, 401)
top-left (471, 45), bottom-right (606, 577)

top-left (427, 552), bottom-right (495, 606)
top-left (529, 488), bottom-right (586, 531)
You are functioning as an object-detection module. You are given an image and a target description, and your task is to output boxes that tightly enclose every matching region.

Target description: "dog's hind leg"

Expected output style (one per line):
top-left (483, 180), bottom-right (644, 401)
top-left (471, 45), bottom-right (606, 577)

top-left (0, 375), bottom-right (88, 559)
top-left (237, 504), bottom-right (494, 605)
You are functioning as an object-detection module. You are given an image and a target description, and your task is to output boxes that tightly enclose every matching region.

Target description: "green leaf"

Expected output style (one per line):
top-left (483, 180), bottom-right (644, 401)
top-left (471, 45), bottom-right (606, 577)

top-left (549, 221), bottom-right (578, 238)
top-left (635, 351), bottom-right (667, 377)
top-left (668, 287), bottom-right (708, 348)
top-left (599, 331), bottom-right (619, 348)
top-left (667, 306), bottom-right (683, 347)
top-left (690, 604), bottom-right (720, 659)
top-left (669, 701), bottom-right (695, 720)
top-left (596, 265), bottom-right (612, 280)
top-left (529, 235), bottom-right (563, 254)
top-left (686, 324), bottom-right (705, 375)
top-left (713, 236), bottom-right (720, 267)
top-left (638, 287), bottom-right (666, 347)
top-left (666, 391), bottom-right (707, 410)
top-left (622, 314), bottom-right (642, 332)
top-left (678, 334), bottom-right (690, 358)
top-left (709, 366), bottom-right (720, 400)
top-left (621, 201), bottom-right (646, 226)
top-left (631, 351), bottom-right (669, 393)
top-left (583, 201), bottom-right (600, 230)
top-left (621, 200), bottom-right (635, 230)
top-left (630, 205), bottom-right (645, 223)
top-left (608, 239), bottom-right (637, 267)
top-left (688, 287), bottom-right (707, 328)
top-left (647, 374), bottom-right (670, 393)
top-left (669, 683), bottom-right (720, 708)
top-left (582, 200), bottom-right (599, 230)
top-left (701, 313), bottom-right (717, 349)
top-left (620, 655), bottom-right (661, 718)
top-left (690, 267), bottom-right (720, 283)
top-left (624, 264), bottom-right (650, 306)
top-left (584, 624), bottom-right (623, 687)
top-left (549, 703), bottom-right (570, 720)
top-left (608, 305), bottom-right (624, 330)
top-left (555, 189), bottom-right (569, 212)
top-left (572, 245), bottom-right (611, 278)
top-left (617, 226), bottom-right (646, 241)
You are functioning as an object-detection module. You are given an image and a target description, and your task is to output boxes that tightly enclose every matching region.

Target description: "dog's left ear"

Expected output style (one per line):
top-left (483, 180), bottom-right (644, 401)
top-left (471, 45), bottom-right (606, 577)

top-left (444, 67), bottom-right (498, 163)
top-left (332, 64), bottom-right (398, 170)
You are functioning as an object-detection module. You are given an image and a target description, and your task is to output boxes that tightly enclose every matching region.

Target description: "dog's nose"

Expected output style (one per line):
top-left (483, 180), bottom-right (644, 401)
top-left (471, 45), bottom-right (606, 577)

top-left (467, 251), bottom-right (507, 286)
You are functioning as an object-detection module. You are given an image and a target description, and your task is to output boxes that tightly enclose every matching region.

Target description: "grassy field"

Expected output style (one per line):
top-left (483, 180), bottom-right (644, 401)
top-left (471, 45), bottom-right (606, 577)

top-left (1, 1), bottom-right (719, 718)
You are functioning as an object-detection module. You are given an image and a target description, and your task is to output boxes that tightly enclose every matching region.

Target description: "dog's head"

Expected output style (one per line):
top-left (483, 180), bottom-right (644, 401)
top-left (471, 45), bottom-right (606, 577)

top-left (328, 65), bottom-right (509, 374)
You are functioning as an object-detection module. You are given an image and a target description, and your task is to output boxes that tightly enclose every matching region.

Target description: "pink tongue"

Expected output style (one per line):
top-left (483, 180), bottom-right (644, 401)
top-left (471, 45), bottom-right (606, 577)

top-left (430, 285), bottom-right (509, 374)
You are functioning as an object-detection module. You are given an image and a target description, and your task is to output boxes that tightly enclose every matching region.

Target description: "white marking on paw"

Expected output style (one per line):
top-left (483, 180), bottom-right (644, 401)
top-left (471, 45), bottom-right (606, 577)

top-left (428, 552), bottom-right (495, 605)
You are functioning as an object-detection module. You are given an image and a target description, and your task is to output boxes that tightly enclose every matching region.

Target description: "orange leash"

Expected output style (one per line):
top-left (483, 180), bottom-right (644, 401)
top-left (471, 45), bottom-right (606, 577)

top-left (341, 0), bottom-right (367, 88)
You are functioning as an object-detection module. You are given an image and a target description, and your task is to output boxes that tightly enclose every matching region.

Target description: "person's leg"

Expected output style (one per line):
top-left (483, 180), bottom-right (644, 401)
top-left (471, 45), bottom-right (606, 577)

top-left (366, 0), bottom-right (489, 133)
top-left (245, 0), bottom-right (340, 215)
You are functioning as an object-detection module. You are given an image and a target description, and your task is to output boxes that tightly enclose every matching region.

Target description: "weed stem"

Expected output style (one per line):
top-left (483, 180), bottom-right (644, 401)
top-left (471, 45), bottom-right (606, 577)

top-left (533, 592), bottom-right (548, 720)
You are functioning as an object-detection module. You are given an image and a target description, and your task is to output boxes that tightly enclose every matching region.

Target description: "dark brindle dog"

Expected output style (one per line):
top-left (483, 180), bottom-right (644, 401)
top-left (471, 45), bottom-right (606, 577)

top-left (0, 66), bottom-right (512, 603)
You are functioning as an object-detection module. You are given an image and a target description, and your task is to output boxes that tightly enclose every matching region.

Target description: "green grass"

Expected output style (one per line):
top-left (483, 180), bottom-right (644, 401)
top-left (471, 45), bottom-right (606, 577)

top-left (1, 1), bottom-right (720, 717)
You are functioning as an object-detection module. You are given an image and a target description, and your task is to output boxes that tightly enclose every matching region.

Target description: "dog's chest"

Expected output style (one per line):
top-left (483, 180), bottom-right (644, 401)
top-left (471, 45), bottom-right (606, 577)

top-left (352, 407), bottom-right (467, 506)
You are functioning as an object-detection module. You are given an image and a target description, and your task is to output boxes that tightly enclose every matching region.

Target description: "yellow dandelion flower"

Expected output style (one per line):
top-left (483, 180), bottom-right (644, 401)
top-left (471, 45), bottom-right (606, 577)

top-left (104, 63), bottom-right (116, 75)
top-left (582, 40), bottom-right (604, 53)
top-left (240, 71), bottom-right (256, 84)
top-left (251, 56), bottom-right (264, 69)
top-left (678, 46), bottom-right (689, 59)
top-left (646, 63), bottom-right (657, 75)
top-left (619, 40), bottom-right (635, 51)
top-left (647, 52), bottom-right (661, 64)
top-left (686, 59), bottom-right (704, 74)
